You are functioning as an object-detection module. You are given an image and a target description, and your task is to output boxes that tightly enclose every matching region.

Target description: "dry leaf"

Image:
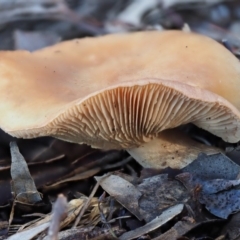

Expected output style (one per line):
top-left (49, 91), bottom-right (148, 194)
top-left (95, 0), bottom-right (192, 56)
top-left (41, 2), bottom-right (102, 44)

top-left (119, 204), bottom-right (184, 240)
top-left (8, 222), bottom-right (49, 240)
top-left (95, 175), bottom-right (142, 220)
top-left (10, 142), bottom-right (42, 204)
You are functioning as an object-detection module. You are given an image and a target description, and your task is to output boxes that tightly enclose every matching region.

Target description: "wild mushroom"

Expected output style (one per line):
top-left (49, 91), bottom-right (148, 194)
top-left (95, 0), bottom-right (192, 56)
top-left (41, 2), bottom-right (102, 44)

top-left (0, 30), bottom-right (240, 168)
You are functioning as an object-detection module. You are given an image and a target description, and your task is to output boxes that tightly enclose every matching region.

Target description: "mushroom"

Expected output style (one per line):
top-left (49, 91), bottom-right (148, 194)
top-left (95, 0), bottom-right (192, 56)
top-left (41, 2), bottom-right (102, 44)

top-left (0, 30), bottom-right (240, 168)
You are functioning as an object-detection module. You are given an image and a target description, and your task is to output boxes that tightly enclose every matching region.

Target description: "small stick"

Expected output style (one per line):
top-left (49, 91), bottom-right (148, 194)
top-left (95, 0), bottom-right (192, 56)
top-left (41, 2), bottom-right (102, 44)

top-left (73, 173), bottom-right (110, 228)
top-left (47, 194), bottom-right (68, 240)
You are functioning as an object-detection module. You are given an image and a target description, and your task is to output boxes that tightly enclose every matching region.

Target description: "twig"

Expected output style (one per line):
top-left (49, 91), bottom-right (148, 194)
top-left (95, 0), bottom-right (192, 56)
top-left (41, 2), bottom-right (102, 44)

top-left (47, 194), bottom-right (68, 240)
top-left (98, 193), bottom-right (117, 239)
top-left (73, 173), bottom-right (111, 228)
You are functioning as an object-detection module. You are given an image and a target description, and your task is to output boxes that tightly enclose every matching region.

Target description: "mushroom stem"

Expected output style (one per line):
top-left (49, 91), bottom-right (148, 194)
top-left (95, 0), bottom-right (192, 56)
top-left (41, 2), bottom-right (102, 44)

top-left (127, 128), bottom-right (220, 169)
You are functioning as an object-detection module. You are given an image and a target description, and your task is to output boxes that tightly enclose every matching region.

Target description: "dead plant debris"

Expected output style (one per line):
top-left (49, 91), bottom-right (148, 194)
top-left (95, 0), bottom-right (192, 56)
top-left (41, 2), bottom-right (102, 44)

top-left (1, 0), bottom-right (240, 239)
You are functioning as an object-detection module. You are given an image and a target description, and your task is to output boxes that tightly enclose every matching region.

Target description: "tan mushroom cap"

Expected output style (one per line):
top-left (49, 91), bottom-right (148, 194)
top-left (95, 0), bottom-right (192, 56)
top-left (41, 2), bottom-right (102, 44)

top-left (0, 30), bottom-right (240, 149)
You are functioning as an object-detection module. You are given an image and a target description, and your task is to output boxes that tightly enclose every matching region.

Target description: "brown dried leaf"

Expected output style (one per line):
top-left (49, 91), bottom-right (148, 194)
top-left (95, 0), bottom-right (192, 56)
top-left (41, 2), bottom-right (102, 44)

top-left (10, 142), bottom-right (42, 204)
top-left (96, 174), bottom-right (189, 222)
top-left (152, 217), bottom-right (196, 240)
top-left (44, 226), bottom-right (125, 240)
top-left (138, 174), bottom-right (189, 221)
top-left (95, 175), bottom-right (143, 220)
top-left (119, 204), bottom-right (184, 240)
top-left (8, 222), bottom-right (49, 240)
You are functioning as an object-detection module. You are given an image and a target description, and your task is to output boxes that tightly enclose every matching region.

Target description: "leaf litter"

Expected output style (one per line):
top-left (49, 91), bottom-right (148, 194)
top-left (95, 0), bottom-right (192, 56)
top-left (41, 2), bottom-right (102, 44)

top-left (3, 139), bottom-right (128, 239)
top-left (95, 151), bottom-right (240, 238)
top-left (10, 142), bottom-right (42, 204)
top-left (5, 132), bottom-right (240, 239)
top-left (1, 1), bottom-right (240, 239)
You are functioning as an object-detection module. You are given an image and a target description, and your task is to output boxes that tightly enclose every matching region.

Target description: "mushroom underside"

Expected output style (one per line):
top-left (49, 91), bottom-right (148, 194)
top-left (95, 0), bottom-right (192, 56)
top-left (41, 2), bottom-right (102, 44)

top-left (9, 82), bottom-right (240, 150)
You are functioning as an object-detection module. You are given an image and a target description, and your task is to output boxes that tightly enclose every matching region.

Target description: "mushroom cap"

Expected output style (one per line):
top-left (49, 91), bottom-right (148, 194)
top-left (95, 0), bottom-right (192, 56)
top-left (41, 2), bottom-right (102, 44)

top-left (0, 30), bottom-right (240, 148)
